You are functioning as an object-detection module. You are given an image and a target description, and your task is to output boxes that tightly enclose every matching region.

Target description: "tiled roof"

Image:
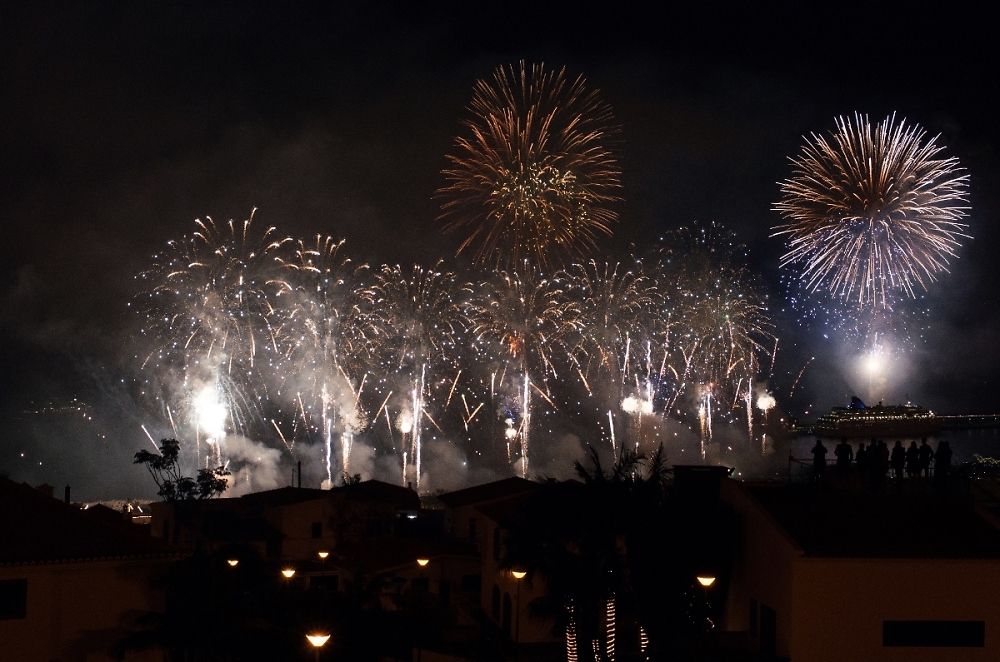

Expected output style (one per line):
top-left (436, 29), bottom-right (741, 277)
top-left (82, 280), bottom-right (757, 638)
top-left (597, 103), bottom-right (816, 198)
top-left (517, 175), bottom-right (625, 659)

top-left (0, 478), bottom-right (183, 565)
top-left (437, 477), bottom-right (537, 508)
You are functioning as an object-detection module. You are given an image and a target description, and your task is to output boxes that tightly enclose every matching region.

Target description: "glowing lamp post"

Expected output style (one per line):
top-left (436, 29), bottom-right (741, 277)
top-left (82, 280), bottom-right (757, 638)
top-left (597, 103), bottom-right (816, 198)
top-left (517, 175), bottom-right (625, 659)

top-left (416, 558), bottom-right (430, 567)
top-left (226, 559), bottom-right (239, 567)
top-left (512, 570), bottom-right (527, 644)
top-left (318, 551), bottom-right (329, 560)
top-left (306, 633), bottom-right (331, 662)
top-left (281, 568), bottom-right (296, 579)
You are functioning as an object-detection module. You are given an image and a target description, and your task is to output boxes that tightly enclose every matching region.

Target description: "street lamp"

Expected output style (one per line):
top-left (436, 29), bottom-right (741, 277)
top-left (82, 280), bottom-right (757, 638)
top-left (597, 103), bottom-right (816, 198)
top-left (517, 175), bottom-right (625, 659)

top-left (226, 559), bottom-right (239, 567)
top-left (416, 558), bottom-right (430, 567)
top-left (281, 568), bottom-right (296, 578)
top-left (317, 551), bottom-right (329, 559)
top-left (512, 569), bottom-right (527, 644)
top-left (696, 576), bottom-right (716, 587)
top-left (306, 633), bottom-right (330, 662)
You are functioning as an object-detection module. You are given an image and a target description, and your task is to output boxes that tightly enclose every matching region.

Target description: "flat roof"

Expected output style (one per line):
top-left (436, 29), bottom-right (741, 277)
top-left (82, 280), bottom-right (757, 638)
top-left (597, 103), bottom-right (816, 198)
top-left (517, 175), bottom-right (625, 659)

top-left (745, 483), bottom-right (1000, 559)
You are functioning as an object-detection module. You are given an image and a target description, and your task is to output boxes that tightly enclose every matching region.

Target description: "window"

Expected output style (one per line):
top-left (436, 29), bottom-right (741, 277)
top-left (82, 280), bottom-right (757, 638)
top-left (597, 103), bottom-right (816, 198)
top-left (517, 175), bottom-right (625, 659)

top-left (0, 579), bottom-right (27, 620)
top-left (311, 522), bottom-right (322, 539)
top-left (492, 584), bottom-right (501, 620)
top-left (883, 621), bottom-right (985, 647)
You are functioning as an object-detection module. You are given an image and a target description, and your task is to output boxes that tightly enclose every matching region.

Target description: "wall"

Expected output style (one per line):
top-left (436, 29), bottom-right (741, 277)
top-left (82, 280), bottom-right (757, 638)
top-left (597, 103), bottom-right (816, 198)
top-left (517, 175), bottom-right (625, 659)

top-left (721, 480), bottom-right (801, 658)
top-left (791, 557), bottom-right (1000, 662)
top-left (0, 559), bottom-right (170, 662)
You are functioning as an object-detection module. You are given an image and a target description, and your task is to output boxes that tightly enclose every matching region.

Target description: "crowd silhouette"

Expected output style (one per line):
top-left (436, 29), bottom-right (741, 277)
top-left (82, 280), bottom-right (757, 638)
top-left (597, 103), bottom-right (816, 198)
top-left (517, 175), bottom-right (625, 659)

top-left (811, 437), bottom-right (953, 490)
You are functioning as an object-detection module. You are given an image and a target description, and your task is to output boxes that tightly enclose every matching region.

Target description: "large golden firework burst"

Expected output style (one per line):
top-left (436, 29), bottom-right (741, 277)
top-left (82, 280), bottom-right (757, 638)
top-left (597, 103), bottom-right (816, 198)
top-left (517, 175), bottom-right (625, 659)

top-left (773, 113), bottom-right (970, 310)
top-left (437, 62), bottom-right (621, 270)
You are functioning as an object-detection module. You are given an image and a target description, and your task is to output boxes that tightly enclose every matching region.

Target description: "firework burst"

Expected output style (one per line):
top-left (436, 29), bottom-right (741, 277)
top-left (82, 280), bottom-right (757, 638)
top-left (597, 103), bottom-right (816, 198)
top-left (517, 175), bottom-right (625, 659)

top-left (649, 222), bottom-right (775, 446)
top-left (438, 61), bottom-right (621, 269)
top-left (276, 235), bottom-right (372, 485)
top-left (369, 262), bottom-right (466, 487)
top-left (135, 212), bottom-right (292, 462)
top-left (773, 113), bottom-right (970, 311)
top-left (467, 263), bottom-right (580, 475)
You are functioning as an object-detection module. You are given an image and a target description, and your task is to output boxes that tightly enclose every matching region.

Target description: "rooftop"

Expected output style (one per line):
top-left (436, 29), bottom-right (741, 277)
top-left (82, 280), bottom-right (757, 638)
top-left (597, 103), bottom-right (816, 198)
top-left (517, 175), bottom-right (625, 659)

top-left (437, 477), bottom-right (537, 509)
top-left (0, 478), bottom-right (183, 565)
top-left (744, 482), bottom-right (1000, 559)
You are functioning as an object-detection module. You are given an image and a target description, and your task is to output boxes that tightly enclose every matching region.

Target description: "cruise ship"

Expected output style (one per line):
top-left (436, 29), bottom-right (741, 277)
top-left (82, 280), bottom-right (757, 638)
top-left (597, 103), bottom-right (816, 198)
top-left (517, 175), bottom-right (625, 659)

top-left (813, 397), bottom-right (941, 438)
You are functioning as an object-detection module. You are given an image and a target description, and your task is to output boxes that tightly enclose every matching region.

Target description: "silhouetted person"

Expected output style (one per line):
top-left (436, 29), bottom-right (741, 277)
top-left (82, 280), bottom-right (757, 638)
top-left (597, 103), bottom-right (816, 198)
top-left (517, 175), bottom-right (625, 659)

top-left (873, 440), bottom-right (889, 491)
top-left (891, 441), bottom-right (905, 479)
top-left (812, 440), bottom-right (828, 479)
top-left (918, 438), bottom-right (934, 478)
top-left (905, 441), bottom-right (920, 478)
top-left (834, 438), bottom-right (853, 472)
top-left (855, 442), bottom-right (868, 486)
top-left (935, 441), bottom-right (953, 485)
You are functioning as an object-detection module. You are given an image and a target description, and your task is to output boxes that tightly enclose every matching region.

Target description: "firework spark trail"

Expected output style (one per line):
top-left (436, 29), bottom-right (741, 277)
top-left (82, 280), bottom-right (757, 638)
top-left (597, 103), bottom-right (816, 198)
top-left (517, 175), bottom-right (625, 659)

top-left (140, 425), bottom-right (160, 451)
top-left (446, 370), bottom-right (461, 408)
top-left (789, 358), bottom-right (815, 398)
top-left (270, 419), bottom-right (293, 454)
top-left (773, 113), bottom-right (970, 313)
top-left (521, 374), bottom-right (531, 477)
top-left (607, 410), bottom-right (617, 456)
top-left (437, 61), bottom-right (621, 270)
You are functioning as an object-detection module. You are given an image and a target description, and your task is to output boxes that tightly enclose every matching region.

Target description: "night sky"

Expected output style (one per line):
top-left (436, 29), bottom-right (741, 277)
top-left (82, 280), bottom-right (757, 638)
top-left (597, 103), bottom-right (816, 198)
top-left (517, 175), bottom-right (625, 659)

top-left (2, 2), bottom-right (998, 497)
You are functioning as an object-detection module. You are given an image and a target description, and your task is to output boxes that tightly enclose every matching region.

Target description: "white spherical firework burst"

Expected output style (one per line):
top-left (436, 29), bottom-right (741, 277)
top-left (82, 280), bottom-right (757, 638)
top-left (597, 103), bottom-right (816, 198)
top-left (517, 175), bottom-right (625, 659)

top-left (773, 113), bottom-right (970, 311)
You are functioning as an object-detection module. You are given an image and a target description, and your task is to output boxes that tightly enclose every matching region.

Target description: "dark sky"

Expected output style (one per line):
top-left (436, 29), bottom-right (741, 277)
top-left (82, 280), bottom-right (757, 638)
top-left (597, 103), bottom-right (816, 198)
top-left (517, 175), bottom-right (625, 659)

top-left (1, 1), bottom-right (998, 496)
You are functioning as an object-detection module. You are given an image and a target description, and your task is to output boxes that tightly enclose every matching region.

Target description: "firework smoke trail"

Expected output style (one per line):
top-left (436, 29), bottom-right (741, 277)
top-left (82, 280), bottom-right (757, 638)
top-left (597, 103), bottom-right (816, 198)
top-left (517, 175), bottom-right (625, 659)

top-left (773, 113), bottom-right (970, 317)
top-left (468, 264), bottom-right (578, 476)
top-left (437, 61), bottom-right (622, 270)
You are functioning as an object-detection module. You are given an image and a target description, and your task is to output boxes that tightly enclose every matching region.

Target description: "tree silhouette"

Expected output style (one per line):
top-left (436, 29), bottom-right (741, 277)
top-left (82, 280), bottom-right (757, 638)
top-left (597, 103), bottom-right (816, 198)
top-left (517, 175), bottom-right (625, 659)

top-left (134, 438), bottom-right (229, 501)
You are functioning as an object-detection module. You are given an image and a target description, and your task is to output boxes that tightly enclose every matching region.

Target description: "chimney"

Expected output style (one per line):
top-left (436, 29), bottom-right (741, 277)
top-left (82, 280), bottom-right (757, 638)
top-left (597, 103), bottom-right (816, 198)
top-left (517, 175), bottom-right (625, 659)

top-left (297, 461), bottom-right (302, 488)
top-left (64, 485), bottom-right (71, 504)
